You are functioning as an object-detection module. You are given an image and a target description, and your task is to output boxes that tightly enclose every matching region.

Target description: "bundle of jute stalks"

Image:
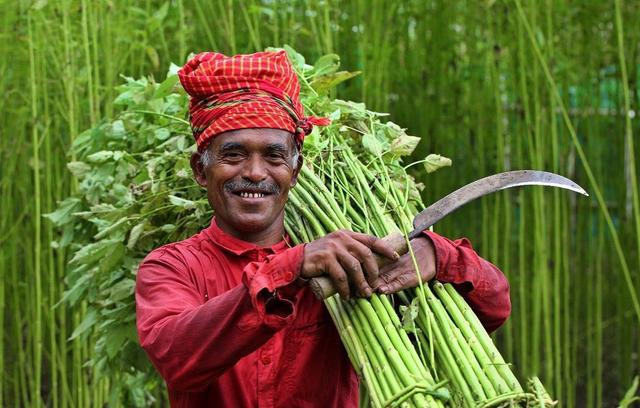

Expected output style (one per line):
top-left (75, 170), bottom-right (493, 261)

top-left (282, 47), bottom-right (556, 407)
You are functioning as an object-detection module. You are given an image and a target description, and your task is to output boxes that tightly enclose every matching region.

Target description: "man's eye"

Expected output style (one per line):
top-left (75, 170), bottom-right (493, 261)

top-left (224, 152), bottom-right (243, 159)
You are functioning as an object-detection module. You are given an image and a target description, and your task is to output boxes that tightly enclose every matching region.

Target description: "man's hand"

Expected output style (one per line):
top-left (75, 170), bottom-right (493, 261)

top-left (376, 236), bottom-right (437, 294)
top-left (301, 230), bottom-right (399, 299)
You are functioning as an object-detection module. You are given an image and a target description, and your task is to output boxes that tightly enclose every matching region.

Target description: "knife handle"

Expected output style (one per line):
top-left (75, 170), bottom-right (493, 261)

top-left (308, 232), bottom-right (409, 300)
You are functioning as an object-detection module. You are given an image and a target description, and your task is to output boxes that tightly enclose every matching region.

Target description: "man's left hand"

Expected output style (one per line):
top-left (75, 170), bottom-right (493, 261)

top-left (376, 236), bottom-right (437, 294)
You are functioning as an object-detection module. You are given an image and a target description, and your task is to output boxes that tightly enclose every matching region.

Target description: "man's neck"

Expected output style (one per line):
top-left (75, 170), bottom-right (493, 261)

top-left (214, 217), bottom-right (286, 247)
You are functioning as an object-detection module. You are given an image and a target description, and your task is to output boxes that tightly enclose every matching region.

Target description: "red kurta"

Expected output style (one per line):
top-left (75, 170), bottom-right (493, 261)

top-left (135, 219), bottom-right (511, 407)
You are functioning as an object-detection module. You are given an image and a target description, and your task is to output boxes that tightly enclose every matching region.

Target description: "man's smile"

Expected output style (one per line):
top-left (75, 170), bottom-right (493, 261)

top-left (225, 179), bottom-right (280, 203)
top-left (236, 191), bottom-right (268, 199)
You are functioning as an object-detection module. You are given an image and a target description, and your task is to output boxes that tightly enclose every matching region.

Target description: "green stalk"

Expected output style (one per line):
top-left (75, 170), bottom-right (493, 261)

top-left (355, 299), bottom-right (413, 386)
top-left (355, 299), bottom-right (430, 407)
top-left (415, 303), bottom-right (474, 406)
top-left (369, 295), bottom-right (425, 380)
top-left (543, 3), bottom-right (564, 399)
top-left (296, 177), bottom-right (346, 229)
top-left (291, 186), bottom-right (340, 232)
top-left (614, 0), bottom-right (640, 279)
top-left (80, 0), bottom-right (97, 124)
top-left (444, 284), bottom-right (522, 392)
top-left (239, 0), bottom-right (262, 51)
top-left (432, 282), bottom-right (507, 395)
top-left (27, 14), bottom-right (43, 407)
top-left (193, 0), bottom-right (221, 50)
top-left (347, 300), bottom-right (402, 398)
top-left (300, 164), bottom-right (352, 228)
top-left (423, 285), bottom-right (487, 401)
top-left (515, 13), bottom-right (530, 376)
top-left (378, 295), bottom-right (432, 381)
top-left (515, 0), bottom-right (640, 325)
top-left (288, 193), bottom-right (326, 238)
top-left (338, 299), bottom-right (391, 404)
top-left (324, 297), bottom-right (360, 375)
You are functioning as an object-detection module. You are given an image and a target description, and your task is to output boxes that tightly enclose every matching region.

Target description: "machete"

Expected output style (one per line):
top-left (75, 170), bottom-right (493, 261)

top-left (308, 170), bottom-right (588, 299)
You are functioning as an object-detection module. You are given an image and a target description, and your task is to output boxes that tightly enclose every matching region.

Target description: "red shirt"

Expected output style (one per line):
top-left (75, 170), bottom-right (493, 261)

top-left (135, 219), bottom-right (511, 407)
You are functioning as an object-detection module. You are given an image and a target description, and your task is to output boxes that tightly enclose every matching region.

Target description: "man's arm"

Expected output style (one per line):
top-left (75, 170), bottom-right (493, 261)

top-left (376, 231), bottom-right (511, 333)
top-left (424, 231), bottom-right (511, 332)
top-left (135, 245), bottom-right (305, 392)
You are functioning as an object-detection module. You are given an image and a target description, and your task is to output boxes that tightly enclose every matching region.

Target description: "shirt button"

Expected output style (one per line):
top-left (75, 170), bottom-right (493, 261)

top-left (284, 272), bottom-right (294, 282)
top-left (261, 356), bottom-right (271, 365)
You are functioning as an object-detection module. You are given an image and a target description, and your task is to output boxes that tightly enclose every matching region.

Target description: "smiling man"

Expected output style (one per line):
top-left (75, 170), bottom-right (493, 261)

top-left (135, 50), bottom-right (511, 407)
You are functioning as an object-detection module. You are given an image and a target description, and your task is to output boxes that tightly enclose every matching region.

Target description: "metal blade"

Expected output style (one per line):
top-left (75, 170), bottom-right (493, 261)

top-left (408, 170), bottom-right (588, 240)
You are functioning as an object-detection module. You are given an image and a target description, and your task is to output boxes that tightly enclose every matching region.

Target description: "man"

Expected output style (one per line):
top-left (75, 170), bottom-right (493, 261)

top-left (135, 50), bottom-right (510, 407)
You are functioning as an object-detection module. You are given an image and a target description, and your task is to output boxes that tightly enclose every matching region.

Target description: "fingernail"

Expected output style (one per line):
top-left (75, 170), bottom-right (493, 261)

top-left (379, 285), bottom-right (388, 293)
top-left (364, 287), bottom-right (372, 297)
top-left (393, 251), bottom-right (400, 260)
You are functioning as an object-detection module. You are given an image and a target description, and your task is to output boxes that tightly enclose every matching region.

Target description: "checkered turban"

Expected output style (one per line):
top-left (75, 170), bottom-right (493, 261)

top-left (178, 50), bottom-right (330, 152)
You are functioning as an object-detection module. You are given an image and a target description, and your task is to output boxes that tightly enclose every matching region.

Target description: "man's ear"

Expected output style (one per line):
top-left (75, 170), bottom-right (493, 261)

top-left (290, 154), bottom-right (303, 187)
top-left (190, 152), bottom-right (208, 187)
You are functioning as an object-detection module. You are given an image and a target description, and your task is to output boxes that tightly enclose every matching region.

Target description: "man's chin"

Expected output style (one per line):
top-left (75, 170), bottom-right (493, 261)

top-left (226, 214), bottom-right (276, 233)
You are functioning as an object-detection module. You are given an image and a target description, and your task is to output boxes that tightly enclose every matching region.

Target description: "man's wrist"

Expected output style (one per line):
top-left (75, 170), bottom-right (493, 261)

top-left (413, 235), bottom-right (437, 281)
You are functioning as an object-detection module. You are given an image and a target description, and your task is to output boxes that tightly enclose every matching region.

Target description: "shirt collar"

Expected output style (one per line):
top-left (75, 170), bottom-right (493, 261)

top-left (204, 217), bottom-right (292, 256)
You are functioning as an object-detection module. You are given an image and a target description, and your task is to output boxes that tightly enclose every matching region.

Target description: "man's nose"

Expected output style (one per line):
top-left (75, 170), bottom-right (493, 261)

top-left (241, 155), bottom-right (267, 182)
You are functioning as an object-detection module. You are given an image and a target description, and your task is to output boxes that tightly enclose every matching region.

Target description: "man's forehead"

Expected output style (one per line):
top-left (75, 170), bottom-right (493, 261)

top-left (210, 128), bottom-right (295, 150)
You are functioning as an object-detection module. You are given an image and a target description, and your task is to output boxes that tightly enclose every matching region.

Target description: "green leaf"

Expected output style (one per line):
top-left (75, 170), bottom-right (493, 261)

top-left (310, 71), bottom-right (361, 94)
top-left (169, 195), bottom-right (196, 210)
top-left (111, 120), bottom-right (126, 139)
top-left (282, 45), bottom-right (306, 71)
top-left (108, 278), bottom-right (135, 302)
top-left (619, 376), bottom-right (640, 408)
top-left (94, 217), bottom-right (130, 240)
top-left (312, 54), bottom-right (340, 77)
top-left (423, 154), bottom-right (452, 173)
top-left (69, 309), bottom-right (97, 340)
top-left (99, 242), bottom-right (126, 273)
top-left (154, 74), bottom-right (179, 99)
top-left (44, 197), bottom-right (81, 226)
top-left (60, 272), bottom-right (92, 306)
top-left (160, 224), bottom-right (176, 232)
top-left (67, 161), bottom-right (92, 178)
top-left (87, 150), bottom-right (114, 163)
top-left (154, 127), bottom-right (171, 141)
top-left (330, 99), bottom-right (368, 120)
top-left (104, 325), bottom-right (131, 359)
top-left (69, 239), bottom-right (120, 266)
top-left (167, 63), bottom-right (181, 78)
top-left (146, 46), bottom-right (160, 70)
top-left (31, 0), bottom-right (48, 10)
top-left (389, 134), bottom-right (421, 157)
top-left (362, 132), bottom-right (383, 157)
top-left (328, 108), bottom-right (341, 121)
top-left (400, 297), bottom-right (420, 333)
top-left (128, 221), bottom-right (146, 249)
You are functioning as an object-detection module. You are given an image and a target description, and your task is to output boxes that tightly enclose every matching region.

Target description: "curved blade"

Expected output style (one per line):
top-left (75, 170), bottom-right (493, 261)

top-left (409, 170), bottom-right (588, 239)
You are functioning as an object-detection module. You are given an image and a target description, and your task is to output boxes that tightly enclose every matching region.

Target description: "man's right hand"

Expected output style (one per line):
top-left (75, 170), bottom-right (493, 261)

top-left (301, 230), bottom-right (399, 299)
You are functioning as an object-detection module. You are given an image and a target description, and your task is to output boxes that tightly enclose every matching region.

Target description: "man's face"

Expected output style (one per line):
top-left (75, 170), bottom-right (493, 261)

top-left (191, 128), bottom-right (301, 239)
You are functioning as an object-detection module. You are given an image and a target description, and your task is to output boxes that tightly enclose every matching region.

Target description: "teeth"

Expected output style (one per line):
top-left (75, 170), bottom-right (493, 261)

top-left (239, 192), bottom-right (265, 198)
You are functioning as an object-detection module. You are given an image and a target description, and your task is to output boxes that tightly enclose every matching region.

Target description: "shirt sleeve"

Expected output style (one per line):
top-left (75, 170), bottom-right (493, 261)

top-left (135, 244), bottom-right (306, 392)
top-left (423, 231), bottom-right (511, 333)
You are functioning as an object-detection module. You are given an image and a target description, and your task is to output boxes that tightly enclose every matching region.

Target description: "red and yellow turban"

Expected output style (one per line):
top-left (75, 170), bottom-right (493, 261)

top-left (178, 50), bottom-right (329, 152)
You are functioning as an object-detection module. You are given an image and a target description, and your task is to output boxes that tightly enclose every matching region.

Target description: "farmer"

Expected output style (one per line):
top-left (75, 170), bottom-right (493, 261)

top-left (135, 50), bottom-right (510, 407)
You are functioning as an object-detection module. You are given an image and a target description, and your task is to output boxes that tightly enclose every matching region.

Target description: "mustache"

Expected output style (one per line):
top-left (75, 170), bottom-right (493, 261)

top-left (224, 179), bottom-right (280, 194)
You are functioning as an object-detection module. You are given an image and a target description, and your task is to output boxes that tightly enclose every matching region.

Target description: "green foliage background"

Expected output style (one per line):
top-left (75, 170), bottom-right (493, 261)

top-left (2, 0), bottom-right (640, 406)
